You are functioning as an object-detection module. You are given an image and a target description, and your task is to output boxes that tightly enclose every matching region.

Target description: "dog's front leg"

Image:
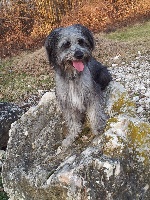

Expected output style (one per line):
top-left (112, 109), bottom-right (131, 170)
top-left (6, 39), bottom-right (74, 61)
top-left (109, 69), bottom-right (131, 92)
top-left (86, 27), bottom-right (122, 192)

top-left (61, 110), bottom-right (83, 148)
top-left (87, 97), bottom-right (107, 135)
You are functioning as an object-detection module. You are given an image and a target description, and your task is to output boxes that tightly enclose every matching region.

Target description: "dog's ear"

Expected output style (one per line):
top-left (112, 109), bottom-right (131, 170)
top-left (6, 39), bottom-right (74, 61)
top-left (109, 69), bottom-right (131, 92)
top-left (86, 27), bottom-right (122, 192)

top-left (88, 58), bottom-right (112, 90)
top-left (74, 24), bottom-right (95, 50)
top-left (45, 27), bottom-right (62, 66)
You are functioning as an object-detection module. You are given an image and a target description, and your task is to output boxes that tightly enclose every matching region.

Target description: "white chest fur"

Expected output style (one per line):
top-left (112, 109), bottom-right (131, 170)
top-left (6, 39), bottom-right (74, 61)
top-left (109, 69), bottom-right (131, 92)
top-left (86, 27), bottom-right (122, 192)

top-left (55, 65), bottom-right (95, 111)
top-left (68, 79), bottom-right (85, 110)
top-left (56, 74), bottom-right (86, 112)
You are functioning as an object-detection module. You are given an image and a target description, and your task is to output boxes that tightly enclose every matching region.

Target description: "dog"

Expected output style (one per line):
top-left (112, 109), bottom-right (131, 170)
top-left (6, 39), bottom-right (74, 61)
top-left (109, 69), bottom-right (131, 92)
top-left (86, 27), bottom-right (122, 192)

top-left (45, 24), bottom-right (112, 149)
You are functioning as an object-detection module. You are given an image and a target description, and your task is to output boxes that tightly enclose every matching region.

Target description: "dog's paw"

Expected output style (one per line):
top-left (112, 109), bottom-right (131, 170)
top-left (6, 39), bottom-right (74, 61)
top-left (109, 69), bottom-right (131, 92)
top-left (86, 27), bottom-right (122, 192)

top-left (56, 135), bottom-right (75, 154)
top-left (62, 136), bottom-right (74, 148)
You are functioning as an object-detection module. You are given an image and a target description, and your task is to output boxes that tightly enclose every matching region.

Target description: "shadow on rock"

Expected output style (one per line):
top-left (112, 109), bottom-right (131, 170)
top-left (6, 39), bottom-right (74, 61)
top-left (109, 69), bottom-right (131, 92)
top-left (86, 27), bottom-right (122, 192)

top-left (0, 102), bottom-right (24, 150)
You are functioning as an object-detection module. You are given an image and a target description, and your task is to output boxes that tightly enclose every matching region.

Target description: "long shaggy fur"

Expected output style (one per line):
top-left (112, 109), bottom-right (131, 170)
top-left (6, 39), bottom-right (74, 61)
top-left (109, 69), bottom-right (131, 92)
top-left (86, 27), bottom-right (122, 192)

top-left (45, 24), bottom-right (112, 149)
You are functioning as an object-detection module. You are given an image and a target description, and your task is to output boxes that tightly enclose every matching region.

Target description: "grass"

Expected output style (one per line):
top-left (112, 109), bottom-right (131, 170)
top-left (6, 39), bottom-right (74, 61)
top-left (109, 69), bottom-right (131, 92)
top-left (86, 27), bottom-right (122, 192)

top-left (0, 48), bottom-right (54, 103)
top-left (0, 68), bottom-right (53, 102)
top-left (93, 20), bottom-right (150, 67)
top-left (106, 21), bottom-right (150, 41)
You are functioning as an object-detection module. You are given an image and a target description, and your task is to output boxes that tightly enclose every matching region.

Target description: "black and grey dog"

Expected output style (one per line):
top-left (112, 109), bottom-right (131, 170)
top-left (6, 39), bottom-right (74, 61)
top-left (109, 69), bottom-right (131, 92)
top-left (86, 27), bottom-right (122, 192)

top-left (45, 24), bottom-right (111, 149)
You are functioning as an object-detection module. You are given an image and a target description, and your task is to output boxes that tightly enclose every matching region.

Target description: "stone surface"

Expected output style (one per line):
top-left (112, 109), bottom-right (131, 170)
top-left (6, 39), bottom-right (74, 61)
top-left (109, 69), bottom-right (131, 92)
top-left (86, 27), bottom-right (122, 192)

top-left (0, 102), bottom-right (24, 150)
top-left (2, 82), bottom-right (150, 200)
top-left (110, 53), bottom-right (150, 122)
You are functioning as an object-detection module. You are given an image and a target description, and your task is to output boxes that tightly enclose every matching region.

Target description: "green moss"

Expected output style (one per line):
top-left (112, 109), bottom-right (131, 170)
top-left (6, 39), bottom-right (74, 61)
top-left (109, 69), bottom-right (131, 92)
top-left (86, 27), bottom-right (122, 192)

top-left (128, 122), bottom-right (148, 143)
top-left (0, 176), bottom-right (8, 200)
top-left (103, 116), bottom-right (150, 164)
top-left (127, 121), bottom-right (150, 164)
top-left (103, 136), bottom-right (125, 158)
top-left (112, 93), bottom-right (135, 116)
top-left (105, 117), bottom-right (118, 131)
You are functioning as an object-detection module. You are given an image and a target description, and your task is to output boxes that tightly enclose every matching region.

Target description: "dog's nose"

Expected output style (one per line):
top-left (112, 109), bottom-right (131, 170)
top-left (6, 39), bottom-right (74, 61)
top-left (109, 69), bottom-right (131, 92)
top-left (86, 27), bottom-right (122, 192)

top-left (74, 50), bottom-right (84, 59)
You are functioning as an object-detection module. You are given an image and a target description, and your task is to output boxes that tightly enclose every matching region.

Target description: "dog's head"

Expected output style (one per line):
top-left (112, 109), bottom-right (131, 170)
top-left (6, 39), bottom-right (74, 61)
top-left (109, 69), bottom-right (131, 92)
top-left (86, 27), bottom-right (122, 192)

top-left (45, 24), bottom-right (94, 72)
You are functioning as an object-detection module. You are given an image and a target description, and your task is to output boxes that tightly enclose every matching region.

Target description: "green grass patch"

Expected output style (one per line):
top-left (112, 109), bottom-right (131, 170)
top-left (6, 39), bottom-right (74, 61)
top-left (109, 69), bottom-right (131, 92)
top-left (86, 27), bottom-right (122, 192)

top-left (0, 176), bottom-right (8, 200)
top-left (106, 21), bottom-right (150, 41)
top-left (0, 60), bottom-right (54, 102)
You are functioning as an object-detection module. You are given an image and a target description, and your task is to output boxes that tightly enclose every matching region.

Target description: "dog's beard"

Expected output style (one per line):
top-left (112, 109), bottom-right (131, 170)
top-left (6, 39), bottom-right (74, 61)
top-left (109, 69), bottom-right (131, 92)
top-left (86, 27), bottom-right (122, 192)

top-left (64, 61), bottom-right (75, 71)
top-left (60, 57), bottom-right (90, 74)
top-left (63, 60), bottom-right (84, 72)
top-left (63, 61), bottom-right (80, 78)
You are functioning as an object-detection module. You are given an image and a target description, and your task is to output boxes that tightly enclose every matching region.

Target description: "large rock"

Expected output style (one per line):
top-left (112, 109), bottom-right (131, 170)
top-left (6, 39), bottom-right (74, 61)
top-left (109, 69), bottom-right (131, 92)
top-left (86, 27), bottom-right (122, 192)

top-left (2, 82), bottom-right (150, 200)
top-left (0, 103), bottom-right (24, 150)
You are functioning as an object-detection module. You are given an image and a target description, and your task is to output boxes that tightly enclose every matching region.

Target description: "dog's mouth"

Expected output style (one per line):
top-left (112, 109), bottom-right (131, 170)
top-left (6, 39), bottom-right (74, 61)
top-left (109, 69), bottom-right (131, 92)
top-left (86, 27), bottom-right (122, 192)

top-left (72, 60), bottom-right (84, 72)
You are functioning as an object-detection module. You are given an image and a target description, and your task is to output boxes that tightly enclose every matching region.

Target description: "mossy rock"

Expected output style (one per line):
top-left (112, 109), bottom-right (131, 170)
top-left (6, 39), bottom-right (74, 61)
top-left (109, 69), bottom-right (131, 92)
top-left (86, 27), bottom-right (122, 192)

top-left (103, 82), bottom-right (150, 165)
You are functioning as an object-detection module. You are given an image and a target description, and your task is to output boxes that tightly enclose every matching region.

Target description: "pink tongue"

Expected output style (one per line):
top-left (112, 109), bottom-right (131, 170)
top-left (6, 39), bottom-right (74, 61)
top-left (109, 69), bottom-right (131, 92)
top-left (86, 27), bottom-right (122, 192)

top-left (72, 61), bottom-right (84, 72)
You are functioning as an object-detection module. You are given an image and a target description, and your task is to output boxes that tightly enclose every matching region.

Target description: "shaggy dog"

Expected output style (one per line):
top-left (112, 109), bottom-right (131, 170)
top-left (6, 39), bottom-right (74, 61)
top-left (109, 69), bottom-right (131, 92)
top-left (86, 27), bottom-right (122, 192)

top-left (45, 24), bottom-right (111, 149)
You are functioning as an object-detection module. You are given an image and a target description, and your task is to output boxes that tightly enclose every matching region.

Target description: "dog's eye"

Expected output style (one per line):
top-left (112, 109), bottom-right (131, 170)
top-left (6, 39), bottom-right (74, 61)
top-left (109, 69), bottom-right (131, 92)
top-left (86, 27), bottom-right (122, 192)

top-left (78, 39), bottom-right (85, 46)
top-left (62, 41), bottom-right (71, 49)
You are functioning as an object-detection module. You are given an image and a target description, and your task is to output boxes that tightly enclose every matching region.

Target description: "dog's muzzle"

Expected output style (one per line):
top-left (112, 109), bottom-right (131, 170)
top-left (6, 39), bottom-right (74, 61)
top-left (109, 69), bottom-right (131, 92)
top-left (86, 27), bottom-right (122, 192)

top-left (74, 50), bottom-right (84, 60)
